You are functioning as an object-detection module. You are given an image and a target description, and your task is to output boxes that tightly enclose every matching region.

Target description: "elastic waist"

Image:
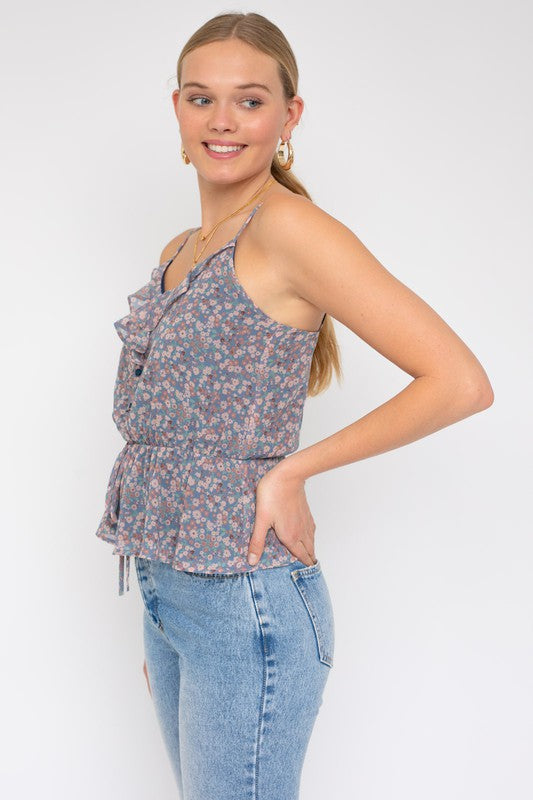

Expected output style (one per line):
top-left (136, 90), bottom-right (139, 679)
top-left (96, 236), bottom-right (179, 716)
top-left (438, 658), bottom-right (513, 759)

top-left (125, 439), bottom-right (287, 462)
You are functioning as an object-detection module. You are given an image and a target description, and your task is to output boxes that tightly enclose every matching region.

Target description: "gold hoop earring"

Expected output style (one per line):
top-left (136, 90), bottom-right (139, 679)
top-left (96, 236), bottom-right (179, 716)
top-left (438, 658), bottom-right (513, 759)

top-left (181, 144), bottom-right (190, 165)
top-left (276, 138), bottom-right (294, 170)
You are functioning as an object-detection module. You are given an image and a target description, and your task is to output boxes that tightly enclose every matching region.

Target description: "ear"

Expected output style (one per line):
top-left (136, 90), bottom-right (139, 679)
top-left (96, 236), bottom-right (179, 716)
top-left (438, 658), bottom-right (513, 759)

top-left (171, 89), bottom-right (181, 120)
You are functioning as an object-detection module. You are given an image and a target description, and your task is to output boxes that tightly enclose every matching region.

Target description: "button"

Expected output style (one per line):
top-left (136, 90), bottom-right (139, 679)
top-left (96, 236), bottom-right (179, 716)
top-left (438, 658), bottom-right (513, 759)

top-left (134, 367), bottom-right (143, 376)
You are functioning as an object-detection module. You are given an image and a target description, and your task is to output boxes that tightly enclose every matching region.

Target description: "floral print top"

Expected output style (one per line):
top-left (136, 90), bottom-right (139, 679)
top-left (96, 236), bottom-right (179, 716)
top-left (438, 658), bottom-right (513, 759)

top-left (95, 200), bottom-right (325, 595)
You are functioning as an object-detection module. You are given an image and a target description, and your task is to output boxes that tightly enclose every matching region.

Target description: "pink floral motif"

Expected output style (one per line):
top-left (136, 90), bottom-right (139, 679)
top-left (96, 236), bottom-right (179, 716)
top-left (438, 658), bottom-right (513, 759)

top-left (95, 201), bottom-right (324, 594)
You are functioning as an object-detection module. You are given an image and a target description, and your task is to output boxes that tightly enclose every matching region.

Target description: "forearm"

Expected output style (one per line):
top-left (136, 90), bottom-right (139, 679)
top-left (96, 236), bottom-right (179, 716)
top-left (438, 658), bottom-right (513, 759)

top-left (278, 375), bottom-right (489, 482)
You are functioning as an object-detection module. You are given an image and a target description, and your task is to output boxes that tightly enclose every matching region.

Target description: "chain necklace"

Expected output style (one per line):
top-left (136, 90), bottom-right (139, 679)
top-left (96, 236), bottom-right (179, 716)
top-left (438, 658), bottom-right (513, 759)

top-left (192, 176), bottom-right (275, 266)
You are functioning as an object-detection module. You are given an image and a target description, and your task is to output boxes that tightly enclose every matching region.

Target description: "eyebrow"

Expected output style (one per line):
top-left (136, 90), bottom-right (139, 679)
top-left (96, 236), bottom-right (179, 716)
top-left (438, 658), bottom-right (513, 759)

top-left (181, 81), bottom-right (272, 94)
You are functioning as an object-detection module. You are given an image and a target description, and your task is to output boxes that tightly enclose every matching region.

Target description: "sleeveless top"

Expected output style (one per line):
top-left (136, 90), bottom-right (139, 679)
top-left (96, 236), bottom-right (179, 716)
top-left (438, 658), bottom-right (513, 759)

top-left (95, 199), bottom-right (326, 595)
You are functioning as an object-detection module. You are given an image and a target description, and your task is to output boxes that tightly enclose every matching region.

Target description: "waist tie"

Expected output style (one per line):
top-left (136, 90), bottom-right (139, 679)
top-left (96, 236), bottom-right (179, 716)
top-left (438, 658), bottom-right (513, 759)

top-left (119, 554), bottom-right (131, 595)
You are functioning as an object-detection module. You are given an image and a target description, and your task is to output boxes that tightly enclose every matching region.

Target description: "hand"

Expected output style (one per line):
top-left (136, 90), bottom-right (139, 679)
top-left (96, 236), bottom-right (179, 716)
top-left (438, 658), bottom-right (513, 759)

top-left (143, 659), bottom-right (152, 698)
top-left (246, 463), bottom-right (317, 567)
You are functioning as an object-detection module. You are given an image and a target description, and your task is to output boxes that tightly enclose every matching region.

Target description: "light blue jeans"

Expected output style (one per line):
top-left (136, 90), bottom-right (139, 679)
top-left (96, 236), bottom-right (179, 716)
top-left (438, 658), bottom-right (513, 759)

top-left (134, 555), bottom-right (335, 799)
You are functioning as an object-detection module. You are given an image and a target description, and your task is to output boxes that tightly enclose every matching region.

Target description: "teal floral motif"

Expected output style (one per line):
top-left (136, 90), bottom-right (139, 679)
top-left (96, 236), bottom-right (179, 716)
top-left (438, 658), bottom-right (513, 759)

top-left (96, 202), bottom-right (323, 595)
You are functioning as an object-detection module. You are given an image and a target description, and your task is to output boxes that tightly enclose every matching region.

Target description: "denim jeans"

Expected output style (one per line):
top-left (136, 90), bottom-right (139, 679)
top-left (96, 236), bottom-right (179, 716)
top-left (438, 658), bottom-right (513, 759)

top-left (134, 554), bottom-right (335, 799)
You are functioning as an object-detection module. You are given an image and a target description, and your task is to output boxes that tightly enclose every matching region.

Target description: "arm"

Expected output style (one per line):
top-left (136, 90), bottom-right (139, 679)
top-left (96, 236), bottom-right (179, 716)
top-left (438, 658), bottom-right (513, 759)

top-left (246, 198), bottom-right (494, 565)
top-left (278, 200), bottom-right (493, 480)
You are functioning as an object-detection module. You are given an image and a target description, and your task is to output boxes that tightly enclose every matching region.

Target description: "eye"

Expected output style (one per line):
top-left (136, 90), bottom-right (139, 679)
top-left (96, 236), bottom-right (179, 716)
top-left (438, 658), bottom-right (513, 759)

top-left (242, 98), bottom-right (263, 109)
top-left (188, 96), bottom-right (210, 106)
top-left (186, 96), bottom-right (263, 109)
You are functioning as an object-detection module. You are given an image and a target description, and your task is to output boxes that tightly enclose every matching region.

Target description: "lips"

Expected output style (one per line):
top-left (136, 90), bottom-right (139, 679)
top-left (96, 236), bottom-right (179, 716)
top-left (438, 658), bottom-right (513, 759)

top-left (201, 142), bottom-right (248, 159)
top-left (202, 142), bottom-right (248, 152)
top-left (203, 141), bottom-right (247, 147)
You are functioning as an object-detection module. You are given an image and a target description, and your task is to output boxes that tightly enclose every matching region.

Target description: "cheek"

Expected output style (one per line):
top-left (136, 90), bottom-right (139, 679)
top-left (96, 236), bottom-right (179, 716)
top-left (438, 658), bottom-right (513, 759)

top-left (245, 115), bottom-right (280, 144)
top-left (178, 106), bottom-right (202, 131)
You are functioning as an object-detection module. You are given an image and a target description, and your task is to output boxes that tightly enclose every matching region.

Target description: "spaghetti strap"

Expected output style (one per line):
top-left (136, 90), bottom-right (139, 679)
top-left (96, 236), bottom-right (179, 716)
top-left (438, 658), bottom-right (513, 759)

top-left (167, 200), bottom-right (262, 270)
top-left (167, 227), bottom-right (197, 264)
top-left (232, 200), bottom-right (264, 242)
top-left (160, 228), bottom-right (198, 293)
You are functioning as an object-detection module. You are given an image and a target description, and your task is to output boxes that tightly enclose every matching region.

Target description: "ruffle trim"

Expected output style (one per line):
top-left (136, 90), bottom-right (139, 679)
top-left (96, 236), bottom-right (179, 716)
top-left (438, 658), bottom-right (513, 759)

top-left (112, 238), bottom-right (232, 366)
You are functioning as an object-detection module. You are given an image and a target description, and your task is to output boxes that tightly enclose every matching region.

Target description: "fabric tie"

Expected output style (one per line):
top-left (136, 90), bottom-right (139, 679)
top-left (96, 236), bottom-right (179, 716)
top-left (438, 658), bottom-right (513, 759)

top-left (119, 554), bottom-right (131, 595)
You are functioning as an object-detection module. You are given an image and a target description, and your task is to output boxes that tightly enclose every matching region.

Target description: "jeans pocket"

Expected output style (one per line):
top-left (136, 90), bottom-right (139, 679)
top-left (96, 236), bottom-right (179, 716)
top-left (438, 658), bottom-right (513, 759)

top-left (290, 560), bottom-right (335, 667)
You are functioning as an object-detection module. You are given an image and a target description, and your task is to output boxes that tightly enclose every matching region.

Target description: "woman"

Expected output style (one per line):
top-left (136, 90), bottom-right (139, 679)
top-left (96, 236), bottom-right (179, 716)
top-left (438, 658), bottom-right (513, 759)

top-left (95, 11), bottom-right (494, 800)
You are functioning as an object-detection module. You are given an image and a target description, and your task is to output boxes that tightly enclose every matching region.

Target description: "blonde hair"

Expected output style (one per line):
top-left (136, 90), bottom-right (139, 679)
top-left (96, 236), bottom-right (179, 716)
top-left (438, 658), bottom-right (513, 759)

top-left (176, 12), bottom-right (343, 396)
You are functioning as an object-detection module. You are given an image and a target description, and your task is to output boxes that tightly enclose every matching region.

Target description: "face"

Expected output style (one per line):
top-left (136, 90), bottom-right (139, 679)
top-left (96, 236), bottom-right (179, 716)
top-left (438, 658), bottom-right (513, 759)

top-left (173, 38), bottom-right (303, 185)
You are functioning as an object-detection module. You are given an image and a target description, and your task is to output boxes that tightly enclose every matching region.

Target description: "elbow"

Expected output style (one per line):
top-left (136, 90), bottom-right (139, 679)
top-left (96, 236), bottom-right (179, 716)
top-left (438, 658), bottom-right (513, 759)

top-left (464, 377), bottom-right (495, 413)
top-left (448, 358), bottom-right (495, 413)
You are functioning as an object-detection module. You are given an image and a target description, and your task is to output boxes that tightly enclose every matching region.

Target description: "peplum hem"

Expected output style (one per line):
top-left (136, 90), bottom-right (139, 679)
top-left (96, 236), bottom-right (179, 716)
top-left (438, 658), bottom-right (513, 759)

top-left (95, 440), bottom-right (292, 595)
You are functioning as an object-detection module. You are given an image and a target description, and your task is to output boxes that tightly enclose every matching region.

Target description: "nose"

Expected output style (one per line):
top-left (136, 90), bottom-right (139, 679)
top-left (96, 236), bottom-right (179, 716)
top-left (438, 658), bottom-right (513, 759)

top-left (207, 101), bottom-right (237, 133)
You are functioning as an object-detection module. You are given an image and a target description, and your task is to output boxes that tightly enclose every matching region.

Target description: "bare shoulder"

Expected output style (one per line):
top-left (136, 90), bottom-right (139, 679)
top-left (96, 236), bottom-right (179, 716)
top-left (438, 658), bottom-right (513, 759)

top-left (259, 191), bottom-right (351, 257)
top-left (260, 190), bottom-right (492, 396)
top-left (260, 190), bottom-right (348, 237)
top-left (158, 228), bottom-right (196, 267)
top-left (257, 191), bottom-right (355, 292)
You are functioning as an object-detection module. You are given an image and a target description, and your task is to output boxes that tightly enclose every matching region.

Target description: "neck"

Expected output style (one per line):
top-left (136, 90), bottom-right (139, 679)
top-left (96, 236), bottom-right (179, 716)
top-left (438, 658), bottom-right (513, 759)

top-left (196, 171), bottom-right (274, 231)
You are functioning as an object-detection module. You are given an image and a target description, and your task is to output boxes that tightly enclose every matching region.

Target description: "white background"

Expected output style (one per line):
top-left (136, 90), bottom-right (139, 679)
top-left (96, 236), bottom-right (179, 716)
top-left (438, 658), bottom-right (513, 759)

top-left (1, 1), bottom-right (531, 798)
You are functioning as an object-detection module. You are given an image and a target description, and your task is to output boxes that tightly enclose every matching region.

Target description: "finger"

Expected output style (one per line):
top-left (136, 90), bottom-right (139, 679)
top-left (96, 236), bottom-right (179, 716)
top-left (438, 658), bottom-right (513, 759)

top-left (301, 535), bottom-right (317, 564)
top-left (247, 516), bottom-right (269, 565)
top-left (295, 538), bottom-right (317, 566)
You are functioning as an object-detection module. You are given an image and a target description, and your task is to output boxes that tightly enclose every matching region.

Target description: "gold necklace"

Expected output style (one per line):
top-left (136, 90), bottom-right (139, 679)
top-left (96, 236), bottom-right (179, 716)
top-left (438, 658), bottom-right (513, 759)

top-left (192, 176), bottom-right (275, 265)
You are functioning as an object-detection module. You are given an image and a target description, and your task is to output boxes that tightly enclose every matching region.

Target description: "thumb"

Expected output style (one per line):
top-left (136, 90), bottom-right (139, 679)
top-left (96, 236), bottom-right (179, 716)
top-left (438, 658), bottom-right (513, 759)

top-left (247, 512), bottom-right (270, 565)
